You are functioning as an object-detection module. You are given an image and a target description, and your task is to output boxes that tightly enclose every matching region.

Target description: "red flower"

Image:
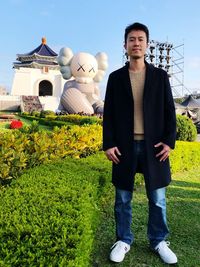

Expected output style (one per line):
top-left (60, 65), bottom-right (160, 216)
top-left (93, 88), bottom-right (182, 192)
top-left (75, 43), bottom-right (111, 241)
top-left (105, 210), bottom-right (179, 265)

top-left (10, 120), bottom-right (23, 129)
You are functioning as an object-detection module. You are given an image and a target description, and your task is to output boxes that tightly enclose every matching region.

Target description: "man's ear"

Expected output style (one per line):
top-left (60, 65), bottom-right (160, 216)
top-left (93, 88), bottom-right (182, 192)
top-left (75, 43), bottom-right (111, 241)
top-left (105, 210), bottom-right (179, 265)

top-left (124, 43), bottom-right (128, 59)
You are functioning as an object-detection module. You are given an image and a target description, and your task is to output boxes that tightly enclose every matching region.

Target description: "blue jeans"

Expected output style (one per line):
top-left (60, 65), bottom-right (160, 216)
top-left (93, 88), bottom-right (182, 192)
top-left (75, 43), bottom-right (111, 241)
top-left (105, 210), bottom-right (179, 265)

top-left (114, 140), bottom-right (169, 248)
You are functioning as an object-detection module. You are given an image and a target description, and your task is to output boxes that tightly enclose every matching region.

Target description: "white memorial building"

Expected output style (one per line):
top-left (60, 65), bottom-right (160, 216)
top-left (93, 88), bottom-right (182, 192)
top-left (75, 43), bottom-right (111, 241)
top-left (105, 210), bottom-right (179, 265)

top-left (0, 38), bottom-right (65, 112)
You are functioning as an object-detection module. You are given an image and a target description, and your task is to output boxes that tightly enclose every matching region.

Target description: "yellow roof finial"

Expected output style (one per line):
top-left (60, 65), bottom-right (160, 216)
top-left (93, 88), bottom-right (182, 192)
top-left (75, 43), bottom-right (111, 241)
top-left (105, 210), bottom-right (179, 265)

top-left (42, 37), bottom-right (47, 45)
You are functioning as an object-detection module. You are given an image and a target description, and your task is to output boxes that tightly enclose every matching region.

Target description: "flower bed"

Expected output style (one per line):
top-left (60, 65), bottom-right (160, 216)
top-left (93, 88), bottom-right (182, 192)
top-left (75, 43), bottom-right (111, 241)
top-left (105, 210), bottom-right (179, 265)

top-left (10, 120), bottom-right (23, 129)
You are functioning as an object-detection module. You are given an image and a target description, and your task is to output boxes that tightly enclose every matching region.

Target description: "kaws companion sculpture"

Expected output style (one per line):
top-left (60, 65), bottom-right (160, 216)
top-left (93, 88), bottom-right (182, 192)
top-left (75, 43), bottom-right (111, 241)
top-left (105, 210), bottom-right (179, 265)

top-left (57, 47), bottom-right (108, 114)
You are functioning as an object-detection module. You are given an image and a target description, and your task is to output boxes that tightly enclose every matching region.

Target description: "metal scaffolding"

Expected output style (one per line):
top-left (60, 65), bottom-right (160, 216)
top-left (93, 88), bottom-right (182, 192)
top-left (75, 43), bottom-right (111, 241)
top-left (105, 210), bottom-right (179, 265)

top-left (146, 40), bottom-right (187, 97)
top-left (122, 40), bottom-right (192, 97)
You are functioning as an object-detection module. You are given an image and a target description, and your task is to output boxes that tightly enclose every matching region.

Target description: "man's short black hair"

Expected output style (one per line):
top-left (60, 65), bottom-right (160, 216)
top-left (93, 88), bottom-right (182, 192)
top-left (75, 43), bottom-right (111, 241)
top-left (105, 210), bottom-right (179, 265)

top-left (124, 22), bottom-right (149, 43)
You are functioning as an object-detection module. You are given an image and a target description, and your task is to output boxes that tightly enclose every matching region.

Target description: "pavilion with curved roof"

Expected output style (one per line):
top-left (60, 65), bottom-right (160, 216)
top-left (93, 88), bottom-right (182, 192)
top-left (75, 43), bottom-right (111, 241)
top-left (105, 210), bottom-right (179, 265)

top-left (14, 37), bottom-right (59, 70)
top-left (11, 38), bottom-right (65, 111)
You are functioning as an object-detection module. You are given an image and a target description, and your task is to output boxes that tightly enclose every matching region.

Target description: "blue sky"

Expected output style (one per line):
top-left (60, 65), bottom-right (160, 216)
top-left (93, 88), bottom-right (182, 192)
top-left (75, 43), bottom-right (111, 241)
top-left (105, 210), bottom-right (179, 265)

top-left (0, 0), bottom-right (200, 98)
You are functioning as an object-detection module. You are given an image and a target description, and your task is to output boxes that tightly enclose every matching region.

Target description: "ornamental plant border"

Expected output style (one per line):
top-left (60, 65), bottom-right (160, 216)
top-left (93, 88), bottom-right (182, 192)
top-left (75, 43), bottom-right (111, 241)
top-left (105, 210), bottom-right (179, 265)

top-left (0, 124), bottom-right (102, 181)
top-left (0, 121), bottom-right (200, 183)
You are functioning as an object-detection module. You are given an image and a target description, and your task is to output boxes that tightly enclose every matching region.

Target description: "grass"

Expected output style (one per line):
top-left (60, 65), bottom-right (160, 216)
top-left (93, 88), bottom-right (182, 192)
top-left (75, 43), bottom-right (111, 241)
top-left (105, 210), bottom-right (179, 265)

top-left (92, 162), bottom-right (200, 267)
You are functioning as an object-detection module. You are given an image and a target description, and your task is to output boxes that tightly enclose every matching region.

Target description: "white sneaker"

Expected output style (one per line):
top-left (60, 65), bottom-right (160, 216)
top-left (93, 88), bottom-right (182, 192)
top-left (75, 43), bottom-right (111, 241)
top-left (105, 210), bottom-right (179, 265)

top-left (110, 240), bottom-right (130, 263)
top-left (155, 241), bottom-right (178, 264)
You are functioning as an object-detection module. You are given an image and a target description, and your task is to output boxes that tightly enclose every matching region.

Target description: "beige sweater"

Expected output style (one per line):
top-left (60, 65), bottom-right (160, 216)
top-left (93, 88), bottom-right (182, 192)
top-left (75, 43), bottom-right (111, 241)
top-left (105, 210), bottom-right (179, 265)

top-left (129, 69), bottom-right (146, 140)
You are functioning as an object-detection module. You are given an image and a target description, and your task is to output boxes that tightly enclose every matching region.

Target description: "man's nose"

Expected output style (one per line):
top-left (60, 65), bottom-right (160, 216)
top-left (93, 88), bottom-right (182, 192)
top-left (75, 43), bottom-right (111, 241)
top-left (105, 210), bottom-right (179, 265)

top-left (133, 39), bottom-right (139, 45)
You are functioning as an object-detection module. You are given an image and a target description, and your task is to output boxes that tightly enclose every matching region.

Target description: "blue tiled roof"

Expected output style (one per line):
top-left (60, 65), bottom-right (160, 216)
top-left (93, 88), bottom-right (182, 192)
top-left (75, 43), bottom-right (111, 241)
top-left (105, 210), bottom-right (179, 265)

top-left (20, 43), bottom-right (57, 57)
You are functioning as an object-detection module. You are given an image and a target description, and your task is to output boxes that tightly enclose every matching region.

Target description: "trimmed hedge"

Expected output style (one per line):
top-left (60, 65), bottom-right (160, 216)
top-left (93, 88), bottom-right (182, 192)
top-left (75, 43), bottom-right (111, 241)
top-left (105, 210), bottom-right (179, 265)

top-left (0, 155), bottom-right (109, 266)
top-left (133, 140), bottom-right (200, 186)
top-left (51, 114), bottom-right (102, 125)
top-left (19, 114), bottom-right (73, 128)
top-left (170, 140), bottom-right (200, 173)
top-left (20, 113), bottom-right (102, 127)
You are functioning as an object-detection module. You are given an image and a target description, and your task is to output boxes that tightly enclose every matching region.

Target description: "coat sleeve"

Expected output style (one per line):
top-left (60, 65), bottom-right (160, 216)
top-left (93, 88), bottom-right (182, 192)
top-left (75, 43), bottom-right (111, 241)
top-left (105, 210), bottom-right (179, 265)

top-left (103, 73), bottom-right (117, 151)
top-left (162, 72), bottom-right (177, 149)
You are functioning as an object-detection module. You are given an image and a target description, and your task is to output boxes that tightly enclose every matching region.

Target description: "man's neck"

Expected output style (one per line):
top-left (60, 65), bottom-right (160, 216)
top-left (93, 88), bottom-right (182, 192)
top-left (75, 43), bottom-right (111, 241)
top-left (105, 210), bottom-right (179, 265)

top-left (129, 58), bottom-right (146, 73)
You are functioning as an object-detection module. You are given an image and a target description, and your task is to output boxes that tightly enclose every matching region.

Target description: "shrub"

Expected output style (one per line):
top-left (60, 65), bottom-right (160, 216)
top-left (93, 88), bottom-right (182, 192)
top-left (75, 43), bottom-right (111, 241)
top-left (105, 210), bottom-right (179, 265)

top-left (40, 110), bottom-right (55, 118)
top-left (176, 114), bottom-right (197, 141)
top-left (10, 120), bottom-right (23, 129)
top-left (19, 120), bottom-right (40, 134)
top-left (0, 156), bottom-right (104, 266)
top-left (79, 116), bottom-right (102, 125)
top-left (0, 124), bottom-right (102, 180)
top-left (45, 115), bottom-right (57, 121)
top-left (31, 111), bottom-right (40, 117)
top-left (49, 114), bottom-right (102, 125)
top-left (134, 140), bottom-right (200, 186)
top-left (21, 112), bottom-right (30, 116)
top-left (170, 141), bottom-right (200, 173)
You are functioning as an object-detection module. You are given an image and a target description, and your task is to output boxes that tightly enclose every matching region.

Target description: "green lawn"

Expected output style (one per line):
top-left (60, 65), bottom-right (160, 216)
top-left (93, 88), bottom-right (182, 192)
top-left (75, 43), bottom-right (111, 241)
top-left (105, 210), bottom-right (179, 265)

top-left (92, 163), bottom-right (200, 267)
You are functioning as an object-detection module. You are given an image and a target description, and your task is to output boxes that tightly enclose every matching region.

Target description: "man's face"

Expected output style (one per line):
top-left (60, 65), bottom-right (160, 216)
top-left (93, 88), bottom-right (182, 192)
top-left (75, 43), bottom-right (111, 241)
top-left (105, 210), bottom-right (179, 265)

top-left (124, 30), bottom-right (148, 59)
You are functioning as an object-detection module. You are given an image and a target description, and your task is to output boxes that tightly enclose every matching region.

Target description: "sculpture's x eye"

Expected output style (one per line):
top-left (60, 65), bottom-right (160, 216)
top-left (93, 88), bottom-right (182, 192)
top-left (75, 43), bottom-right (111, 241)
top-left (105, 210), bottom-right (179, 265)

top-left (89, 67), bottom-right (95, 73)
top-left (77, 63), bottom-right (85, 72)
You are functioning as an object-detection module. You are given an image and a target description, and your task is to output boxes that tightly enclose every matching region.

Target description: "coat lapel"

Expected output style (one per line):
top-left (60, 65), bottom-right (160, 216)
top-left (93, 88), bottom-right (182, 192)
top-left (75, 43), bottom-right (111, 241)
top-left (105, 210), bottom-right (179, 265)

top-left (120, 63), bottom-right (133, 99)
top-left (143, 62), bottom-right (155, 102)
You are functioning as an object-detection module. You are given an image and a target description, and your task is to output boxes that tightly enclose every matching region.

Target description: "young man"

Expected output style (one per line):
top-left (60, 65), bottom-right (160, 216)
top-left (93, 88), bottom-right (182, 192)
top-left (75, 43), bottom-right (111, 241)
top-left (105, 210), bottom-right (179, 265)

top-left (103, 22), bottom-right (177, 264)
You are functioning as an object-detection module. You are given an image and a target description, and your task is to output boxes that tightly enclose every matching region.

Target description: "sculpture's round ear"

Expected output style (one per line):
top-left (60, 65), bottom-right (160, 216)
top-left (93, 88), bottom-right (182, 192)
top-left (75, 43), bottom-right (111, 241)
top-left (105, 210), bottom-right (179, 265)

top-left (57, 47), bottom-right (73, 66)
top-left (95, 52), bottom-right (108, 70)
top-left (94, 52), bottom-right (108, 82)
top-left (57, 47), bottom-right (73, 79)
top-left (94, 70), bottom-right (105, 83)
top-left (60, 66), bottom-right (72, 80)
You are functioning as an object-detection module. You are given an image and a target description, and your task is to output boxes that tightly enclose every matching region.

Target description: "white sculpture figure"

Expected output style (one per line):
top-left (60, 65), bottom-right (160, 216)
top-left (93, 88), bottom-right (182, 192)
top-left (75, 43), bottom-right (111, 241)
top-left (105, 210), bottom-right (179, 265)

top-left (57, 47), bottom-right (108, 114)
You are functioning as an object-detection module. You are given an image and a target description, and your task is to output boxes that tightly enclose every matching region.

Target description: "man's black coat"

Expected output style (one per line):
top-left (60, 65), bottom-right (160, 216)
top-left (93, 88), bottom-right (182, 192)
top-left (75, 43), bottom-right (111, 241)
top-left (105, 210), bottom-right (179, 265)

top-left (103, 62), bottom-right (176, 192)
